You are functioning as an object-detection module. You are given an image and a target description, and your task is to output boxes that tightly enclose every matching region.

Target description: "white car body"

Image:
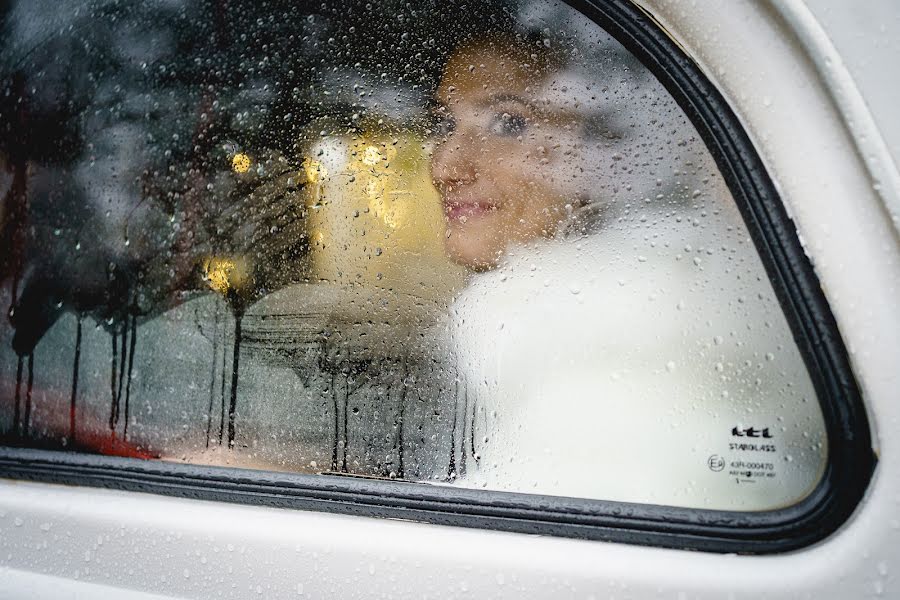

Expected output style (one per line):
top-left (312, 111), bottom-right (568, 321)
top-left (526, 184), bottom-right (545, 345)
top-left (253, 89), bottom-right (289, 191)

top-left (1, 0), bottom-right (898, 597)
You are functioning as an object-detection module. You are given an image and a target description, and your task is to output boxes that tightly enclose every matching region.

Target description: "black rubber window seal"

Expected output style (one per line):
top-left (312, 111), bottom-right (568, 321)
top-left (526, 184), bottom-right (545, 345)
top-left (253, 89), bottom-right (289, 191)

top-left (0, 0), bottom-right (875, 554)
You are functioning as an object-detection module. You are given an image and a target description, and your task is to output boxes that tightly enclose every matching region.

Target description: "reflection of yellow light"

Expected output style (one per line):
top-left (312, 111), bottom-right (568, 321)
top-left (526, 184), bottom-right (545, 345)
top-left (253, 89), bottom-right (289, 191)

top-left (303, 158), bottom-right (327, 183)
top-left (303, 131), bottom-right (467, 296)
top-left (202, 257), bottom-right (248, 295)
top-left (362, 145), bottom-right (383, 166)
top-left (231, 153), bottom-right (251, 173)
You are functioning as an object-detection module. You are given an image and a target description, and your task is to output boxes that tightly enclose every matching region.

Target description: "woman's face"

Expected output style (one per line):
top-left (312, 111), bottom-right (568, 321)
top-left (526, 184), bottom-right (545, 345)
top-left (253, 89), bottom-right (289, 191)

top-left (431, 43), bottom-right (580, 271)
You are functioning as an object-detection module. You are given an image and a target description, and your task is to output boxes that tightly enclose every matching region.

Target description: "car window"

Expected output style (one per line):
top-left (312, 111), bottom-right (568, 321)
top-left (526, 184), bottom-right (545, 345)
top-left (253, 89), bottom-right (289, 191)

top-left (0, 0), bottom-right (828, 512)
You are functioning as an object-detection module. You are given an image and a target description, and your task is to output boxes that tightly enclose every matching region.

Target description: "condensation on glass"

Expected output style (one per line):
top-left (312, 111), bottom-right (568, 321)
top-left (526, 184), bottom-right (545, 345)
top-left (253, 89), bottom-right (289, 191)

top-left (0, 0), bottom-right (826, 510)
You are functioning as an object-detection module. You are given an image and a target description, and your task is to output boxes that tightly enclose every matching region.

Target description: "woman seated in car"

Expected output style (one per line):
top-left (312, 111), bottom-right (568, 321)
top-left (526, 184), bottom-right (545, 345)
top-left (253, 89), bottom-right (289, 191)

top-left (430, 29), bottom-right (823, 510)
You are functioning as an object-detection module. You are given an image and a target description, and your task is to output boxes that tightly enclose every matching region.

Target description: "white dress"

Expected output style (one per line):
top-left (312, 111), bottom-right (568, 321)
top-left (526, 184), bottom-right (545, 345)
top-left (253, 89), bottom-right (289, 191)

top-left (448, 202), bottom-right (827, 511)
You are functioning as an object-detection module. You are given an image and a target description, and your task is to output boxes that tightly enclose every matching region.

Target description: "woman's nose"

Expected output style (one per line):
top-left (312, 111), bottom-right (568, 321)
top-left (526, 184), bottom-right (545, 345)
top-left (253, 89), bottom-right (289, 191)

top-left (431, 131), bottom-right (478, 190)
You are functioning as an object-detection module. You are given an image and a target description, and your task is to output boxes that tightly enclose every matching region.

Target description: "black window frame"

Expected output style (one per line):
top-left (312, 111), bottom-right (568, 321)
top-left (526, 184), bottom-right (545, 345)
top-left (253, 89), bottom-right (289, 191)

top-left (0, 0), bottom-right (875, 554)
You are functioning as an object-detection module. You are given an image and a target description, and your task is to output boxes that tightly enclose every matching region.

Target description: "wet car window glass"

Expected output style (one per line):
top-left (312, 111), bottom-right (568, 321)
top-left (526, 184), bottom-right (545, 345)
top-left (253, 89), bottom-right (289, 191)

top-left (0, 0), bottom-right (826, 511)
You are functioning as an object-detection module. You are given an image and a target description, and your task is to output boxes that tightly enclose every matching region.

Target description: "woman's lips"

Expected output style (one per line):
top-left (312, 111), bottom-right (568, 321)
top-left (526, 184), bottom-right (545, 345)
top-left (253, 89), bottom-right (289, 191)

top-left (443, 201), bottom-right (497, 222)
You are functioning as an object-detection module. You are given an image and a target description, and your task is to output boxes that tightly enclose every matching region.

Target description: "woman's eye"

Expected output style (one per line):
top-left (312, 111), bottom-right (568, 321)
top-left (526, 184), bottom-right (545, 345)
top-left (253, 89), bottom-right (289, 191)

top-left (489, 112), bottom-right (527, 137)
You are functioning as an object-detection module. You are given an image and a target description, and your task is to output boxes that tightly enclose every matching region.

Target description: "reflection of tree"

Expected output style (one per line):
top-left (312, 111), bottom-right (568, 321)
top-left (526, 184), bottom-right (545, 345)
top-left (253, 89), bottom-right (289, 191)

top-left (319, 347), bottom-right (373, 473)
top-left (10, 355), bottom-right (33, 440)
top-left (396, 360), bottom-right (409, 479)
top-left (225, 295), bottom-right (244, 450)
top-left (106, 313), bottom-right (137, 441)
top-left (203, 304), bottom-right (222, 448)
top-left (69, 317), bottom-right (82, 444)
